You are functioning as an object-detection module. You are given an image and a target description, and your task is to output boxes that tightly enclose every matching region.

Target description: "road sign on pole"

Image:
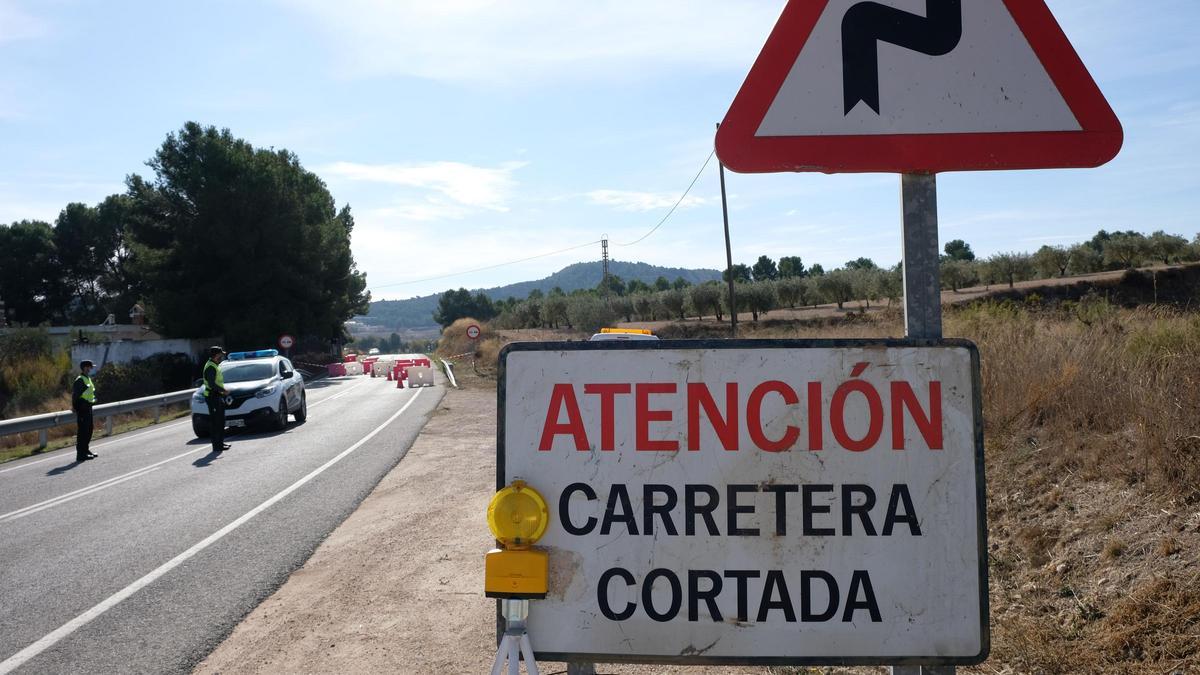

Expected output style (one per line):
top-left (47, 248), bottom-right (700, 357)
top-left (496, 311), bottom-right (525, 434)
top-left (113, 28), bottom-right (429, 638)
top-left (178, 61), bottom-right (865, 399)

top-left (715, 0), bottom-right (1122, 174)
top-left (498, 340), bottom-right (988, 667)
top-left (467, 324), bottom-right (482, 340)
top-left (278, 334), bottom-right (295, 351)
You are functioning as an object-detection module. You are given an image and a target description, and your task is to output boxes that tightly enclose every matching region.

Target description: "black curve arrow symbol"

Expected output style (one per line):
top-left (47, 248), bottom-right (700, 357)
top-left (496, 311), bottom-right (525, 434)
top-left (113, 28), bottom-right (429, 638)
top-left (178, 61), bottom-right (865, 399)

top-left (841, 0), bottom-right (963, 115)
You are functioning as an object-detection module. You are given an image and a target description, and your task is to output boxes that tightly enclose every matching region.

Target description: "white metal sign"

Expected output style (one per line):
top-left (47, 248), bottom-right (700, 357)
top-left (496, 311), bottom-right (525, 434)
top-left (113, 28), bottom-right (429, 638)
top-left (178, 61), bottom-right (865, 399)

top-left (499, 340), bottom-right (987, 666)
top-left (763, 0), bottom-right (1076, 137)
top-left (715, 0), bottom-right (1121, 173)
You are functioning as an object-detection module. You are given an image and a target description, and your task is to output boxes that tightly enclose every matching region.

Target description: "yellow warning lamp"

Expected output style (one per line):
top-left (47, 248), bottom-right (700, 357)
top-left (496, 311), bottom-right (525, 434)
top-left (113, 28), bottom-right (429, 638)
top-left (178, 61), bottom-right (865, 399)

top-left (485, 480), bottom-right (549, 599)
top-left (600, 327), bottom-right (653, 335)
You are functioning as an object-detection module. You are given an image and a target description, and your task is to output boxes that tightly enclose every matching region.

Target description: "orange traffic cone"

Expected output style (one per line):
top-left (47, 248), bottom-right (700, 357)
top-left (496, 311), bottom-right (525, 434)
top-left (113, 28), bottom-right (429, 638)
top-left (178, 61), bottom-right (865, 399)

top-left (386, 368), bottom-right (393, 381)
top-left (396, 374), bottom-right (404, 389)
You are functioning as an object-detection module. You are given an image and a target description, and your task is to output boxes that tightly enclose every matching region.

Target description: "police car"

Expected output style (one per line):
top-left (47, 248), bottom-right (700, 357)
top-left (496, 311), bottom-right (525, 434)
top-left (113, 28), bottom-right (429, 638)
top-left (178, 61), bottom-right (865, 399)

top-left (191, 349), bottom-right (307, 438)
top-left (588, 328), bottom-right (660, 341)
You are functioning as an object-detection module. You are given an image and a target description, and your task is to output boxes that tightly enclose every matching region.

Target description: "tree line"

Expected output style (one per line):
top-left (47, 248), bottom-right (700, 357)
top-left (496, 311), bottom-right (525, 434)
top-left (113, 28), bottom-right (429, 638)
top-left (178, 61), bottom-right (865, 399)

top-left (435, 259), bottom-right (903, 333)
top-left (434, 227), bottom-right (1199, 333)
top-left (345, 333), bottom-right (437, 355)
top-left (938, 230), bottom-right (1198, 291)
top-left (0, 122), bottom-right (370, 349)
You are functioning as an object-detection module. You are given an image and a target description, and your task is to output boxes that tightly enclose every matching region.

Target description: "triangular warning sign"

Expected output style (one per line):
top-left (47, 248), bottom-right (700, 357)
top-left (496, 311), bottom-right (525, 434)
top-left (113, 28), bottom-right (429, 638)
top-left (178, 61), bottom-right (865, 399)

top-left (715, 0), bottom-right (1122, 174)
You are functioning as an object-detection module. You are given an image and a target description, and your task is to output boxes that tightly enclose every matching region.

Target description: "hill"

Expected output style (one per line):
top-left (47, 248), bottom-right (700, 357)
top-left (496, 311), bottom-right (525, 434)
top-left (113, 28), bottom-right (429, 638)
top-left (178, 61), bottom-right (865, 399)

top-left (357, 260), bottom-right (721, 330)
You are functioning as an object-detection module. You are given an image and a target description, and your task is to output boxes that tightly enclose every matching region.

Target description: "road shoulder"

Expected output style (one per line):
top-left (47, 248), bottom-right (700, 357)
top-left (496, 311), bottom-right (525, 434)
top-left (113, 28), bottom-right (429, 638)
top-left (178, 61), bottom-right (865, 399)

top-left (195, 383), bottom-right (773, 675)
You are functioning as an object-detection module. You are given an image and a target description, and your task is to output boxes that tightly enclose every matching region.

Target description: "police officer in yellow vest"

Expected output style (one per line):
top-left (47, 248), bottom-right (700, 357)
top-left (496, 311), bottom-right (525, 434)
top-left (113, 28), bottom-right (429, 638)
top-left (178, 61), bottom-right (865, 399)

top-left (203, 346), bottom-right (232, 453)
top-left (72, 360), bottom-right (98, 461)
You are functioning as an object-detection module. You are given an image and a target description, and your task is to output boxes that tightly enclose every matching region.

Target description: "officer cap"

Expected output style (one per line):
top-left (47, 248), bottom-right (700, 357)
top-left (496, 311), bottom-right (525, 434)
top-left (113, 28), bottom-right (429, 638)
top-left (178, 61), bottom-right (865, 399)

top-left (209, 346), bottom-right (226, 357)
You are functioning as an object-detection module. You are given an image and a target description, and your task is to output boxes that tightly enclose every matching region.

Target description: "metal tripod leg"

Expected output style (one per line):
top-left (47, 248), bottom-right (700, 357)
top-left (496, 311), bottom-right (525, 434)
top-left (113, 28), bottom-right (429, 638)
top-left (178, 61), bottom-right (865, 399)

top-left (489, 599), bottom-right (539, 675)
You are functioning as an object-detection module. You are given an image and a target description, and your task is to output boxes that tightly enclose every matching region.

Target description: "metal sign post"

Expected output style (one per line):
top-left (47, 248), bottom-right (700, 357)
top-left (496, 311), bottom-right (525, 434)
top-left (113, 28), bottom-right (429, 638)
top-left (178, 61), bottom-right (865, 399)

top-left (892, 174), bottom-right (949, 675)
top-left (717, 123), bottom-right (737, 338)
top-left (901, 174), bottom-right (942, 341)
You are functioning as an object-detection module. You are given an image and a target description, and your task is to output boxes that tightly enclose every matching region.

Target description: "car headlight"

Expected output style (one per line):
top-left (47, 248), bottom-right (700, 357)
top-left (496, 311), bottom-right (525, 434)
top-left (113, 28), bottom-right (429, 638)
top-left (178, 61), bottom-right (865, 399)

top-left (255, 383), bottom-right (281, 399)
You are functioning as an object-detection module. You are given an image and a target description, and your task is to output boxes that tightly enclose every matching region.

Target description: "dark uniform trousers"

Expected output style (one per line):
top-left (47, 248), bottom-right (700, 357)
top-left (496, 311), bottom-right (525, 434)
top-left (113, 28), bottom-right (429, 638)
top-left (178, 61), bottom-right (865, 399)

top-left (206, 394), bottom-right (226, 451)
top-left (75, 407), bottom-right (94, 460)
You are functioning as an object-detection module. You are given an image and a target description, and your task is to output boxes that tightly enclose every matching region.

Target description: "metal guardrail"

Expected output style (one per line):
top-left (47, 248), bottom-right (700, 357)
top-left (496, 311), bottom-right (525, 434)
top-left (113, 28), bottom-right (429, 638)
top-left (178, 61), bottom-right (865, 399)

top-left (440, 360), bottom-right (459, 389)
top-left (0, 388), bottom-right (196, 449)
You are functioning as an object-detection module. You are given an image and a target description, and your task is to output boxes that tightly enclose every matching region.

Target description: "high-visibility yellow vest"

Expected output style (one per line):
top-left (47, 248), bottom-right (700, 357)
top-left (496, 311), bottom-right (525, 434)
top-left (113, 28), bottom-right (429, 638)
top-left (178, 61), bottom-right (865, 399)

top-left (202, 360), bottom-right (225, 396)
top-left (77, 375), bottom-right (95, 403)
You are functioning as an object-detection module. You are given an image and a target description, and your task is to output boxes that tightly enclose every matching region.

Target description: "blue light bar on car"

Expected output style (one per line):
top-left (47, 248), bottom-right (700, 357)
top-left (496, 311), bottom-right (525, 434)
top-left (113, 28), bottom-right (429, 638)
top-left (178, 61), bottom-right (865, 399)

top-left (227, 349), bottom-right (279, 360)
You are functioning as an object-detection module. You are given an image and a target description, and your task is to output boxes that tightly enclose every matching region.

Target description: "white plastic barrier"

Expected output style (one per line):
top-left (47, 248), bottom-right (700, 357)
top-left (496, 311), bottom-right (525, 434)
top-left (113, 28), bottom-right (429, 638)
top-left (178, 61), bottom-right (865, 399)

top-left (344, 361), bottom-right (364, 376)
top-left (372, 360), bottom-right (395, 377)
top-left (405, 366), bottom-right (435, 387)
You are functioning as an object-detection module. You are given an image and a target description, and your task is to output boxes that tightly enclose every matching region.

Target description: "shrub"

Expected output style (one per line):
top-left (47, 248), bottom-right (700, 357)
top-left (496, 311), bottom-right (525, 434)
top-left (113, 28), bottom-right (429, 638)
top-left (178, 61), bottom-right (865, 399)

top-left (93, 353), bottom-right (195, 403)
top-left (0, 329), bottom-right (71, 417)
top-left (565, 297), bottom-right (618, 334)
top-left (437, 317), bottom-right (496, 359)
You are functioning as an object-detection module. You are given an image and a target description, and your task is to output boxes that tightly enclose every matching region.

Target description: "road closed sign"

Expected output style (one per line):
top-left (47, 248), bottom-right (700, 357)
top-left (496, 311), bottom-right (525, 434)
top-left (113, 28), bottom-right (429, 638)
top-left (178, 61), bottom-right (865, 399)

top-left (498, 340), bottom-right (987, 666)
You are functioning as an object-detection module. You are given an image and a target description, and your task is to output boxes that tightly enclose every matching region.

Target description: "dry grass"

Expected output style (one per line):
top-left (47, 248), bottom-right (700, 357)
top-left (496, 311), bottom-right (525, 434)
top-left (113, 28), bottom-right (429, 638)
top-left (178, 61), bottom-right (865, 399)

top-left (1102, 538), bottom-right (1126, 560)
top-left (436, 317), bottom-right (494, 360)
top-left (949, 302), bottom-right (1200, 501)
top-left (1098, 574), bottom-right (1200, 664)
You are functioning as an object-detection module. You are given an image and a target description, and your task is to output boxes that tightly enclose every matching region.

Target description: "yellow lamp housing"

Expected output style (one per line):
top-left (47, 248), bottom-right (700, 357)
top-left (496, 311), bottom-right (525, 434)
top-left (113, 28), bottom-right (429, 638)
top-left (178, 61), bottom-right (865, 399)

top-left (485, 547), bottom-right (548, 599)
top-left (487, 480), bottom-right (549, 549)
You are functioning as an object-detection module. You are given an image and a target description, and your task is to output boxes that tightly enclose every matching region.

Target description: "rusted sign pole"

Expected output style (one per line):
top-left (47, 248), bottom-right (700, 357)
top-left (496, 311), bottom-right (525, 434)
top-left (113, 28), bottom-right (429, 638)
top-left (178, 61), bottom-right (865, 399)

top-left (900, 173), bottom-right (943, 340)
top-left (893, 173), bottom-right (950, 675)
top-left (717, 123), bottom-right (737, 338)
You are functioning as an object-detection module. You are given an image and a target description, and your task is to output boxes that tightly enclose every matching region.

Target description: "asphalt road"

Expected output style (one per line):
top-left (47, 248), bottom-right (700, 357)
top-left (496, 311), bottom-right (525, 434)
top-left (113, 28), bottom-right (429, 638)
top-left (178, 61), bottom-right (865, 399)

top-left (0, 372), bottom-right (445, 674)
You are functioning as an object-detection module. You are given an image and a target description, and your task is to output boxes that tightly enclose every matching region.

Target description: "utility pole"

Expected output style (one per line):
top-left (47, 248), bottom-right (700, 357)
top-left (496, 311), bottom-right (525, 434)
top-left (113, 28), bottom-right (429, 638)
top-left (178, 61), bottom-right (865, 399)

top-left (717, 125), bottom-right (737, 338)
top-left (601, 236), bottom-right (610, 295)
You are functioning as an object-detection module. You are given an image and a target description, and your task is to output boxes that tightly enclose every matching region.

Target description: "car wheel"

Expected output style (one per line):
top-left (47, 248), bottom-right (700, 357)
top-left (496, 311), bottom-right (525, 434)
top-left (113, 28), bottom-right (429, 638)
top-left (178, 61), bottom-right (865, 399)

top-left (192, 414), bottom-right (210, 438)
top-left (294, 392), bottom-right (307, 422)
top-left (273, 398), bottom-right (288, 431)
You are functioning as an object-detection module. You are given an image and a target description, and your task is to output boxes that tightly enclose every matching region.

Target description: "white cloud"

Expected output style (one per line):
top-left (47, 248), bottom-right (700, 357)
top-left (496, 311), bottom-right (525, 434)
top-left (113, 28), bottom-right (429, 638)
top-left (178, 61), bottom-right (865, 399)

top-left (321, 160), bottom-right (526, 213)
top-left (585, 189), bottom-right (709, 212)
top-left (352, 214), bottom-right (602, 299)
top-left (0, 1), bottom-right (45, 44)
top-left (275, 0), bottom-right (782, 84)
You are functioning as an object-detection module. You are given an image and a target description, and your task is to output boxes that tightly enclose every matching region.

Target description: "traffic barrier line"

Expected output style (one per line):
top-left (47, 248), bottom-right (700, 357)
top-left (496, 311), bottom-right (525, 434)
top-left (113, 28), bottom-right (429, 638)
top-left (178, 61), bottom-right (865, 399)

top-left (0, 418), bottom-right (192, 476)
top-left (0, 377), bottom-right (372, 478)
top-left (0, 386), bottom-right (426, 674)
top-left (0, 378), bottom-right (374, 523)
top-left (440, 360), bottom-right (459, 389)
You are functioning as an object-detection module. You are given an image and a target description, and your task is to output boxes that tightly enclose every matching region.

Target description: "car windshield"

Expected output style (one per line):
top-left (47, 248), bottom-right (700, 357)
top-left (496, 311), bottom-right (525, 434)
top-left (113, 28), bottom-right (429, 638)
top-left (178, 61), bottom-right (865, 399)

top-left (220, 362), bottom-right (276, 383)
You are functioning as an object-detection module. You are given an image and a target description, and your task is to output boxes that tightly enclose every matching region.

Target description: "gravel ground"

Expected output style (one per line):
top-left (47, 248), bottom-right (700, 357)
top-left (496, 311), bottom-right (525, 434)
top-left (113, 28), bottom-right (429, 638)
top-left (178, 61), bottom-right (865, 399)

top-left (193, 385), bottom-right (851, 675)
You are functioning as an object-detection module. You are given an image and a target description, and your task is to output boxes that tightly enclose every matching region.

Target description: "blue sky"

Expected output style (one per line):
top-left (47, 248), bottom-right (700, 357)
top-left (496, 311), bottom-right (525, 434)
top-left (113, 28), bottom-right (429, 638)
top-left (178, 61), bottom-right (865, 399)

top-left (2, 0), bottom-right (1197, 301)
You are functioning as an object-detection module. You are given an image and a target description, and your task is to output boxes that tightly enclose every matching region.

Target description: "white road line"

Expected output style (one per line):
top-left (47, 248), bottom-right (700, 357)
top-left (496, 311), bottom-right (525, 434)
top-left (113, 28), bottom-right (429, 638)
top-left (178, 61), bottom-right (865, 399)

top-left (306, 377), bottom-right (371, 407)
top-left (0, 451), bottom-right (203, 521)
top-left (0, 467), bottom-right (162, 523)
top-left (0, 377), bottom-right (373, 476)
top-left (0, 386), bottom-right (425, 675)
top-left (0, 421), bottom-right (190, 476)
top-left (0, 377), bottom-right (384, 521)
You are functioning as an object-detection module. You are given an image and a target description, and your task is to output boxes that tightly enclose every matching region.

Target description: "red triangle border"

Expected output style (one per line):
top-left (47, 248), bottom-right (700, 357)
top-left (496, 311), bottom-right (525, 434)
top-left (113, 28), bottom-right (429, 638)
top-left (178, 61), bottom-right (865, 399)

top-left (715, 0), bottom-right (1123, 174)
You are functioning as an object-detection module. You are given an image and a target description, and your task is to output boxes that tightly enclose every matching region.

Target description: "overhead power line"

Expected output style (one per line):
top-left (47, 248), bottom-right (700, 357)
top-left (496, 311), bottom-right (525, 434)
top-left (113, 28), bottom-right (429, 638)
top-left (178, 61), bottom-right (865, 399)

top-left (368, 239), bottom-right (602, 290)
top-left (367, 150), bottom-right (716, 291)
top-left (614, 151), bottom-right (715, 247)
